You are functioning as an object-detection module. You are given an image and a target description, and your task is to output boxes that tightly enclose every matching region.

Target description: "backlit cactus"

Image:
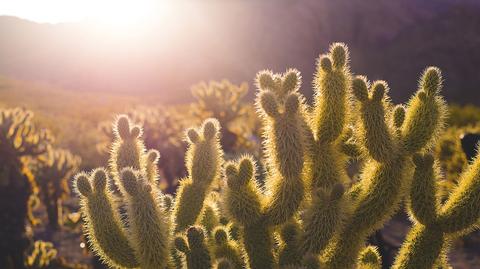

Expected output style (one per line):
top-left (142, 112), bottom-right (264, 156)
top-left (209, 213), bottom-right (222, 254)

top-left (74, 43), bottom-right (480, 269)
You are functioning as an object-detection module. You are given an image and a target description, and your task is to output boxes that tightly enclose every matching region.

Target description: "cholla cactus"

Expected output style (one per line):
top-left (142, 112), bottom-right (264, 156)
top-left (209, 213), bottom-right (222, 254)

top-left (0, 108), bottom-right (51, 269)
top-left (74, 43), bottom-right (480, 269)
top-left (35, 148), bottom-right (81, 229)
top-left (191, 80), bottom-right (256, 153)
top-left (75, 116), bottom-right (222, 269)
top-left (25, 241), bottom-right (57, 268)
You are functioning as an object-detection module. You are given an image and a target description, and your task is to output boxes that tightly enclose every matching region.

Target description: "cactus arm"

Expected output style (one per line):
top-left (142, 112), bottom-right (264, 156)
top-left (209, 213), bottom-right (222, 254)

top-left (401, 67), bottom-right (446, 154)
top-left (408, 153), bottom-right (439, 225)
top-left (222, 158), bottom-right (275, 269)
top-left (300, 184), bottom-right (346, 254)
top-left (278, 221), bottom-right (303, 267)
top-left (392, 224), bottom-right (444, 269)
top-left (438, 151), bottom-right (480, 233)
top-left (392, 154), bottom-right (443, 269)
top-left (223, 157), bottom-right (263, 226)
top-left (174, 178), bottom-right (210, 232)
top-left (74, 170), bottom-right (138, 268)
top-left (352, 78), bottom-right (395, 162)
top-left (212, 227), bottom-right (245, 269)
top-left (322, 158), bottom-right (408, 268)
top-left (200, 204), bottom-right (220, 236)
top-left (242, 222), bottom-right (275, 269)
top-left (119, 168), bottom-right (171, 269)
top-left (256, 90), bottom-right (307, 225)
top-left (176, 227), bottom-right (212, 269)
top-left (109, 115), bottom-right (146, 194)
top-left (311, 43), bottom-right (351, 144)
top-left (145, 149), bottom-right (160, 183)
top-left (173, 119), bottom-right (223, 232)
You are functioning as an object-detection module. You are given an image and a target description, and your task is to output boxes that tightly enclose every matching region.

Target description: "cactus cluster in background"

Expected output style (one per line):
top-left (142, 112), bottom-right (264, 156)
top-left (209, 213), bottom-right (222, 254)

top-left (74, 43), bottom-right (480, 269)
top-left (191, 80), bottom-right (257, 154)
top-left (34, 148), bottom-right (81, 230)
top-left (0, 108), bottom-right (52, 269)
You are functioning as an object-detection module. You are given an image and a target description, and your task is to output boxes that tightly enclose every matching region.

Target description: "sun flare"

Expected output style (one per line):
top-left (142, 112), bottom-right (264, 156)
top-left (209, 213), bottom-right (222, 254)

top-left (1, 0), bottom-right (172, 28)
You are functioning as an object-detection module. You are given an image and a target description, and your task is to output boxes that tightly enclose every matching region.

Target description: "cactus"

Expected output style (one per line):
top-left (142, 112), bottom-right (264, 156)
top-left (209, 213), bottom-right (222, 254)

top-left (26, 241), bottom-right (57, 268)
top-left (74, 43), bottom-right (480, 269)
top-left (34, 148), bottom-right (80, 229)
top-left (0, 108), bottom-right (51, 269)
top-left (392, 151), bottom-right (480, 269)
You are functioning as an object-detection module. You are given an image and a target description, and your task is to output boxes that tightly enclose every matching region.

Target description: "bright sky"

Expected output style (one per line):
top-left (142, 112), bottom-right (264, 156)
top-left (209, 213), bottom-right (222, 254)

top-left (0, 0), bottom-right (168, 24)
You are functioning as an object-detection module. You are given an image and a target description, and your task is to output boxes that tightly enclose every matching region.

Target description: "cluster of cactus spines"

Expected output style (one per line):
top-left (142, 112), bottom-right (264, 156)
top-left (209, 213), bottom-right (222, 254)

top-left (0, 108), bottom-right (52, 269)
top-left (393, 150), bottom-right (480, 269)
top-left (36, 148), bottom-right (80, 229)
top-left (75, 43), bottom-right (480, 269)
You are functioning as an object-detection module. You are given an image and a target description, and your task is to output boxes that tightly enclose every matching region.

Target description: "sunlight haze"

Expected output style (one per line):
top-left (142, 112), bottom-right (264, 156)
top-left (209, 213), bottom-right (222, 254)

top-left (0, 0), bottom-right (168, 26)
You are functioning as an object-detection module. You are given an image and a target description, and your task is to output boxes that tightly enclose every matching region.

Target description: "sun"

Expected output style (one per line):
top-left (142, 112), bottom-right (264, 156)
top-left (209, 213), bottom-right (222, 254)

top-left (0, 0), bottom-right (172, 28)
top-left (90, 0), bottom-right (162, 29)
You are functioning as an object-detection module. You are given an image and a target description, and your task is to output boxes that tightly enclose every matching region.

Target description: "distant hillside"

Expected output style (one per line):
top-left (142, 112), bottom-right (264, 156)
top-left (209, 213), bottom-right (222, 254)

top-left (1, 0), bottom-right (480, 104)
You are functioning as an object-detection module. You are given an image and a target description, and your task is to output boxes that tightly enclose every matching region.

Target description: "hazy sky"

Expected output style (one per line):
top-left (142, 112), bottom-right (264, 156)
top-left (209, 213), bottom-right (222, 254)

top-left (0, 0), bottom-right (163, 23)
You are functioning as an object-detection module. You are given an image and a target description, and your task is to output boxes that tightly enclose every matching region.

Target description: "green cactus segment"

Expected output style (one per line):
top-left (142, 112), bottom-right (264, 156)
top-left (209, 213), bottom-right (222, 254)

top-left (176, 226), bottom-right (212, 269)
top-left (223, 158), bottom-right (274, 268)
top-left (312, 43), bottom-right (351, 144)
top-left (358, 246), bottom-right (382, 269)
top-left (353, 78), bottom-right (394, 162)
top-left (223, 158), bottom-right (263, 226)
top-left (402, 67), bottom-right (446, 154)
top-left (75, 170), bottom-right (138, 268)
top-left (145, 149), bottom-right (160, 183)
top-left (119, 168), bottom-right (170, 269)
top-left (392, 224), bottom-right (444, 269)
top-left (409, 154), bottom-right (438, 225)
top-left (212, 227), bottom-right (245, 269)
top-left (256, 73), bottom-right (308, 225)
top-left (278, 221), bottom-right (303, 267)
top-left (174, 119), bottom-right (223, 232)
top-left (110, 115), bottom-right (146, 192)
top-left (324, 155), bottom-right (409, 268)
top-left (242, 222), bottom-right (275, 269)
top-left (438, 150), bottom-right (480, 233)
top-left (201, 204), bottom-right (220, 236)
top-left (301, 184), bottom-right (346, 254)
